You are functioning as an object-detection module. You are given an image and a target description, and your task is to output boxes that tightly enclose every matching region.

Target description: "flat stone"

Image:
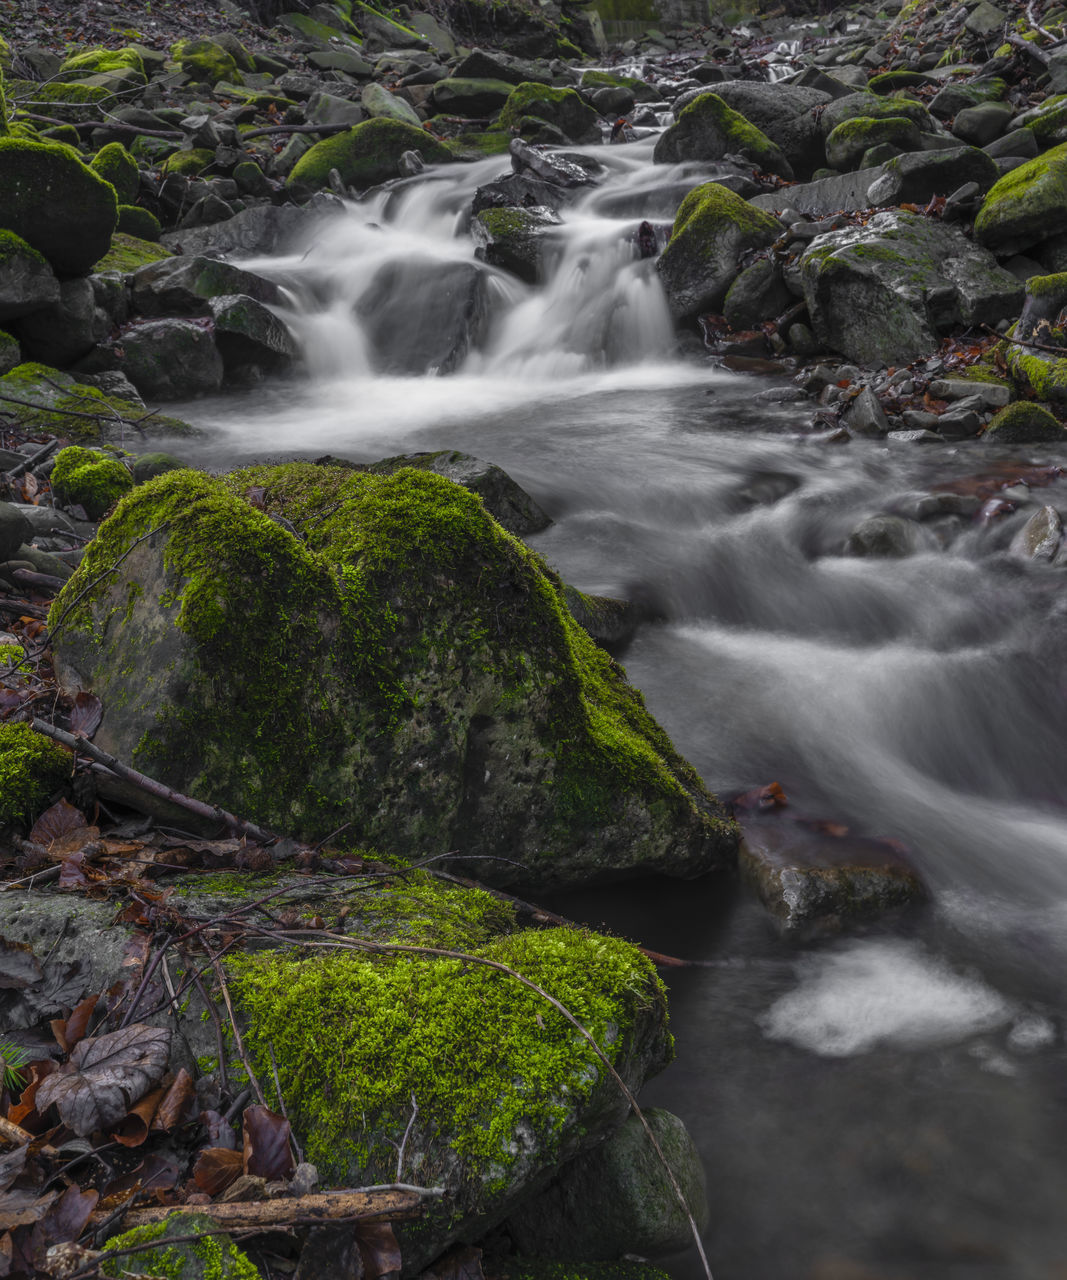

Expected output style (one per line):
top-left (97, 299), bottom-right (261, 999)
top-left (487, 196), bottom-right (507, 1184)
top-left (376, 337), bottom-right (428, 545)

top-left (751, 166), bottom-right (887, 217)
top-left (929, 377), bottom-right (1010, 406)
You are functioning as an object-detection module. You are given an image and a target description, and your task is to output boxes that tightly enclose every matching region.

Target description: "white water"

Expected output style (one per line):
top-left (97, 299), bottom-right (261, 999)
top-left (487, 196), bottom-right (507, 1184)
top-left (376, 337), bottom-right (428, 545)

top-left (174, 138), bottom-right (1067, 1279)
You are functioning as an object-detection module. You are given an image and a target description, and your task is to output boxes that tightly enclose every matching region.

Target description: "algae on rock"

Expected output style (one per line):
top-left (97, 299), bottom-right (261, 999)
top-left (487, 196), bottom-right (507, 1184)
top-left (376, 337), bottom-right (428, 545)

top-left (51, 464), bottom-right (737, 890)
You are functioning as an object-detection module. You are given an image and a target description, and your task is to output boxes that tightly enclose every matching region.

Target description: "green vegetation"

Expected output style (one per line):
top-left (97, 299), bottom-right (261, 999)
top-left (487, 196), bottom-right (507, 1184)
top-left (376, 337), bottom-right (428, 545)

top-left (117, 204), bottom-right (161, 241)
top-left (172, 39), bottom-right (243, 87)
top-left (61, 47), bottom-right (146, 80)
top-left (498, 81), bottom-right (597, 141)
top-left (984, 399), bottom-right (1067, 441)
top-left (974, 142), bottom-right (1067, 250)
top-left (0, 722), bottom-right (69, 829)
top-left (51, 446), bottom-right (134, 520)
top-left (90, 142), bottom-right (139, 204)
top-left (288, 117), bottom-right (452, 191)
top-left (102, 1214), bottom-right (260, 1280)
top-left (93, 232), bottom-right (173, 273)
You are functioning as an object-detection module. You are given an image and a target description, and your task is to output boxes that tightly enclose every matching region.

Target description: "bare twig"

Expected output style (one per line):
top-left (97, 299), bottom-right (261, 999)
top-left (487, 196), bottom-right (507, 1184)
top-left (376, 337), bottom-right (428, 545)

top-left (5, 438), bottom-right (58, 480)
top-left (395, 1093), bottom-right (418, 1181)
top-left (981, 322), bottom-right (1067, 356)
top-left (267, 1041), bottom-right (304, 1164)
top-left (210, 950), bottom-right (268, 1108)
top-left (192, 967), bottom-right (230, 1094)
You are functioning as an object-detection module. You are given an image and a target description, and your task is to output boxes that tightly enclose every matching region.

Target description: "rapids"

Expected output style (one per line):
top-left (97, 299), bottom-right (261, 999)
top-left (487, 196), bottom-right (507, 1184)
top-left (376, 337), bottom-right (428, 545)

top-left (172, 136), bottom-right (1067, 1279)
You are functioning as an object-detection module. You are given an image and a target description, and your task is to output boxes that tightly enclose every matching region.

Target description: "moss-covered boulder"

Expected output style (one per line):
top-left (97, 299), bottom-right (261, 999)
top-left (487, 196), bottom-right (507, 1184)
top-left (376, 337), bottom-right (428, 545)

top-left (61, 47), bottom-right (146, 84)
top-left (102, 1213), bottom-right (258, 1280)
top-left (116, 205), bottom-right (161, 242)
top-left (984, 400), bottom-right (1067, 442)
top-left (288, 118), bottom-right (453, 191)
top-left (498, 83), bottom-right (599, 145)
top-left (0, 329), bottom-right (19, 374)
top-left (656, 182), bottom-right (781, 321)
top-left (653, 92), bottom-right (792, 179)
top-left (51, 446), bottom-right (133, 519)
top-left (800, 211), bottom-right (1023, 366)
top-left (93, 233), bottom-right (172, 274)
top-left (705, 81), bottom-right (830, 180)
top-left (974, 142), bottom-right (1067, 256)
top-left (4, 80), bottom-right (111, 124)
top-left (131, 255), bottom-right (280, 317)
top-left (824, 115), bottom-right (921, 170)
top-left (174, 39), bottom-right (242, 87)
top-left (51, 465), bottom-right (737, 888)
top-left (472, 205), bottom-right (561, 284)
top-left (161, 148), bottom-right (214, 177)
top-left (0, 722), bottom-right (69, 830)
top-left (0, 229), bottom-right (59, 322)
top-left (90, 142), bottom-right (139, 205)
top-left (0, 138), bottom-right (118, 276)
top-left (819, 90), bottom-right (934, 138)
top-left (430, 76), bottom-right (516, 117)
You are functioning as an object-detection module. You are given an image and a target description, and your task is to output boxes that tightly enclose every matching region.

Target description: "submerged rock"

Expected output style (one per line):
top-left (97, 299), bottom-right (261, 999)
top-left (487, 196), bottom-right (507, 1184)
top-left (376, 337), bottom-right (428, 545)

top-left (52, 466), bottom-right (737, 889)
top-left (472, 204), bottom-right (561, 283)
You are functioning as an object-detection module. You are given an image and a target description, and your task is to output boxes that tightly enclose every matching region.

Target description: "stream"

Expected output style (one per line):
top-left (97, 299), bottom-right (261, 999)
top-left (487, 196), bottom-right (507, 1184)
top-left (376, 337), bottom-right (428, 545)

top-left (173, 134), bottom-right (1067, 1279)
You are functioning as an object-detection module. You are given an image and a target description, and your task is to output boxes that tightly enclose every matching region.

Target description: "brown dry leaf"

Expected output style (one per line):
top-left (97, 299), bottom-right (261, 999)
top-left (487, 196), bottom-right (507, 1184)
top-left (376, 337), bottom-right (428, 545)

top-left (45, 831), bottom-right (101, 863)
top-left (152, 1069), bottom-right (194, 1132)
top-left (420, 1245), bottom-right (485, 1280)
top-left (242, 1105), bottom-right (294, 1182)
top-left (28, 802), bottom-right (87, 850)
top-left (51, 993), bottom-right (99, 1055)
top-left (0, 1189), bottom-right (56, 1233)
top-left (0, 1148), bottom-right (26, 1196)
top-left (29, 1186), bottom-right (98, 1266)
top-left (8, 1060), bottom-right (58, 1129)
top-left (68, 693), bottom-right (102, 740)
top-left (111, 1087), bottom-right (165, 1149)
top-left (35, 1024), bottom-right (171, 1137)
top-left (355, 1222), bottom-right (402, 1280)
top-left (192, 1146), bottom-right (242, 1197)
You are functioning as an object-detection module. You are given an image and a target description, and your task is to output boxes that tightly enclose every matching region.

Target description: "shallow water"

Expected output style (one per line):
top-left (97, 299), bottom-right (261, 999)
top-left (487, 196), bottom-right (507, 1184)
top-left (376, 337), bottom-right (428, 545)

top-left (174, 139), bottom-right (1067, 1279)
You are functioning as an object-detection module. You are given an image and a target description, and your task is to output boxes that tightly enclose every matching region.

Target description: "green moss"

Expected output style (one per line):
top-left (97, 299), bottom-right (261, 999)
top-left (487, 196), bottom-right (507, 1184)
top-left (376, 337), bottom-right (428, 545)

top-left (867, 70), bottom-right (930, 93)
top-left (0, 645), bottom-right (28, 674)
top-left (0, 722), bottom-right (70, 829)
top-left (0, 65), bottom-right (8, 138)
top-left (446, 128), bottom-right (512, 157)
top-left (670, 180), bottom-right (781, 249)
top-left (498, 82), bottom-right (597, 140)
top-left (52, 447), bottom-right (134, 520)
top-left (61, 47), bottom-right (146, 80)
top-left (0, 363), bottom-right (189, 441)
top-left (162, 148), bottom-right (214, 177)
top-left (173, 39), bottom-right (243, 88)
top-left (974, 142), bottom-right (1067, 251)
top-left (1025, 271), bottom-right (1067, 300)
top-left (0, 228), bottom-right (48, 269)
top-left (94, 231), bottom-right (173, 273)
top-left (225, 925), bottom-right (667, 1184)
top-left (658, 92), bottom-right (791, 177)
top-left (116, 204), bottom-right (161, 241)
top-left (5, 80), bottom-right (111, 122)
top-left (984, 398), bottom-right (1067, 441)
top-left (90, 142), bottom-right (139, 204)
top-left (288, 117), bottom-right (453, 191)
top-left (825, 114), bottom-right (918, 168)
top-left (102, 1214), bottom-right (260, 1280)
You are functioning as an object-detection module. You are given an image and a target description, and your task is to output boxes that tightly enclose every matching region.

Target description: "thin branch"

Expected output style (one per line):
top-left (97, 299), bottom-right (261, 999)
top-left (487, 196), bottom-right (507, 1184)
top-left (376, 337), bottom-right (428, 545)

top-left (395, 1093), bottom-right (418, 1181)
top-left (210, 949), bottom-right (268, 1108)
top-left (192, 966), bottom-right (230, 1095)
top-left (981, 322), bottom-right (1067, 356)
top-left (267, 1041), bottom-right (304, 1165)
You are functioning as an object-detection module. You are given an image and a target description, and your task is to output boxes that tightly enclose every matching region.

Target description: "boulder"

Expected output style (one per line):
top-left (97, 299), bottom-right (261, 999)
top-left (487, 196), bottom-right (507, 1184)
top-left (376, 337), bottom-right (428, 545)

top-left (704, 81), bottom-right (830, 179)
top-left (287, 118), bottom-right (453, 191)
top-left (739, 815), bottom-right (924, 938)
top-left (974, 142), bottom-right (1067, 255)
top-left (110, 319), bottom-right (224, 400)
top-left (506, 1109), bottom-right (708, 1258)
top-left (498, 83), bottom-right (599, 145)
top-left (1011, 505), bottom-right (1063, 561)
top-left (800, 211), bottom-right (1023, 366)
top-left (472, 174), bottom-right (580, 217)
top-left (357, 258), bottom-right (492, 374)
top-left (366, 450), bottom-right (551, 536)
top-left (351, 1), bottom-right (428, 51)
top-left (844, 513), bottom-right (922, 557)
top-left (864, 145), bottom-right (1000, 206)
top-left (657, 182), bottom-right (781, 321)
top-left (210, 294), bottom-right (298, 373)
top-left (952, 100), bottom-right (1015, 147)
top-left (0, 331), bottom-right (19, 375)
top-left (0, 503), bottom-right (32, 561)
top-left (14, 277), bottom-right (106, 366)
top-left (130, 256), bottom-right (282, 319)
top-left (51, 466), bottom-right (738, 887)
top-left (430, 77), bottom-right (515, 116)
top-left (360, 81), bottom-right (423, 128)
top-left (160, 204), bottom-right (320, 257)
top-left (653, 93), bottom-right (792, 179)
top-left (929, 76), bottom-right (1007, 120)
top-left (0, 231), bottom-right (59, 323)
top-left (175, 38), bottom-right (242, 86)
top-left (0, 139), bottom-right (118, 276)
top-left (824, 115), bottom-right (921, 171)
top-left (818, 91), bottom-right (935, 139)
top-left (89, 141), bottom-right (139, 204)
top-left (51, 445), bottom-right (133, 519)
top-left (984, 400), bottom-right (1067, 441)
top-left (454, 48), bottom-right (549, 87)
top-left (472, 205), bottom-right (561, 284)
top-left (722, 257), bottom-right (792, 332)
top-left (750, 167), bottom-right (890, 217)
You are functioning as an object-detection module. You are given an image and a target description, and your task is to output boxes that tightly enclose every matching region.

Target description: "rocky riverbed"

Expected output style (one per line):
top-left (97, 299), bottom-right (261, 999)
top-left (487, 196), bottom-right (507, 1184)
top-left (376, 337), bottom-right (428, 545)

top-left (1, 0), bottom-right (1067, 1276)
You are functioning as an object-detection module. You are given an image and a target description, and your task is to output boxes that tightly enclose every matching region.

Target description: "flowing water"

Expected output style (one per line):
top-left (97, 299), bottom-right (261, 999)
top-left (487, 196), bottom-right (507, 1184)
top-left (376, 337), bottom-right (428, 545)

top-left (174, 137), bottom-right (1067, 1279)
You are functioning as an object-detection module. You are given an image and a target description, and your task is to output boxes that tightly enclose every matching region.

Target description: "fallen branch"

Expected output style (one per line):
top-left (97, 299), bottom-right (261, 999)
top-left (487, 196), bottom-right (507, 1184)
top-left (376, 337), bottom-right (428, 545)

top-left (4, 438), bottom-right (58, 480)
top-left (1005, 30), bottom-right (1052, 63)
top-left (12, 568), bottom-right (65, 592)
top-left (981, 322), bottom-right (1067, 356)
top-left (0, 389), bottom-right (147, 429)
top-left (31, 718), bottom-right (281, 845)
top-left (0, 598), bottom-right (47, 619)
top-left (12, 110), bottom-right (184, 139)
top-left (241, 120), bottom-right (364, 140)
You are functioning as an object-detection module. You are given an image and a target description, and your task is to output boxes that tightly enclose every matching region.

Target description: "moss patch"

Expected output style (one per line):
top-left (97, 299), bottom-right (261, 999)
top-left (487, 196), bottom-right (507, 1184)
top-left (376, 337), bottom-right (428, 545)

top-left (288, 118), bottom-right (453, 191)
top-left (93, 232), bottom-right (173, 273)
top-left (52, 446), bottom-right (133, 520)
top-left (498, 82), bottom-right (598, 142)
top-left (116, 205), bottom-right (161, 241)
top-left (0, 722), bottom-right (70, 829)
top-left (974, 142), bottom-right (1067, 252)
top-left (102, 1213), bottom-right (260, 1280)
top-left (90, 142), bottom-right (139, 204)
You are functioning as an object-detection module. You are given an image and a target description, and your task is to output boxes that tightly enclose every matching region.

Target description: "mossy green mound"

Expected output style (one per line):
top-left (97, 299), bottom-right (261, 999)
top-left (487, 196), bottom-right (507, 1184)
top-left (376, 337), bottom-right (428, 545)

top-left (51, 465), bottom-right (737, 887)
top-left (93, 232), bottom-right (172, 274)
top-left (102, 1213), bottom-right (259, 1280)
top-left (173, 39), bottom-right (243, 87)
top-left (4, 80), bottom-right (111, 123)
top-left (52, 446), bottom-right (133, 520)
top-left (161, 148), bottom-right (214, 177)
top-left (0, 722), bottom-right (69, 830)
top-left (498, 82), bottom-right (598, 143)
top-left (825, 115), bottom-right (921, 170)
top-left (652, 92), bottom-right (792, 179)
top-left (657, 181), bottom-right (781, 320)
top-left (819, 90), bottom-right (934, 137)
top-left (90, 142), bottom-right (139, 204)
top-left (975, 142), bottom-right (1067, 254)
top-left (61, 47), bottom-right (145, 82)
top-left (984, 399), bottom-right (1067, 442)
top-left (0, 138), bottom-right (118, 275)
top-left (116, 205), bottom-right (161, 241)
top-left (288, 117), bottom-right (453, 191)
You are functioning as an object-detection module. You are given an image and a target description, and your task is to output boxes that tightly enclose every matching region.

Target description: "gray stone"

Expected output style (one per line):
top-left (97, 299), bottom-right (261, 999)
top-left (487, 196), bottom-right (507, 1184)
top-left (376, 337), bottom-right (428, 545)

top-left (819, 91), bottom-right (934, 139)
top-left (1011, 505), bottom-right (1063, 561)
top-left (430, 77), bottom-right (514, 117)
top-left (591, 85), bottom-right (635, 117)
top-left (965, 1), bottom-right (1008, 37)
top-left (953, 100), bottom-right (1015, 146)
top-left (471, 174), bottom-right (580, 217)
top-left (0, 504), bottom-right (33, 562)
top-left (361, 81), bottom-right (422, 127)
top-left (409, 13), bottom-right (456, 57)
top-left (506, 1109), bottom-right (707, 1258)
top-left (210, 294), bottom-right (298, 373)
top-left (306, 90), bottom-right (365, 128)
top-left (306, 50), bottom-right (374, 78)
top-left (845, 385), bottom-right (889, 437)
top-left (750, 166), bottom-right (888, 216)
top-left (15, 278), bottom-right (107, 367)
top-left (739, 816), bottom-right (924, 937)
top-left (509, 139), bottom-right (593, 189)
top-left (983, 127), bottom-right (1038, 159)
top-left (0, 236), bottom-right (59, 324)
top-left (723, 258), bottom-right (792, 332)
top-left (844, 512), bottom-right (923, 556)
top-left (161, 203), bottom-right (327, 257)
top-left (653, 92), bottom-right (793, 179)
top-left (472, 205), bottom-right (561, 285)
top-left (929, 377), bottom-right (1010, 407)
top-left (864, 145), bottom-right (999, 206)
top-left (132, 256), bottom-right (281, 318)
top-left (113, 318), bottom-right (224, 400)
top-left (826, 116), bottom-right (920, 171)
top-left (800, 211), bottom-right (1023, 366)
top-left (705, 81), bottom-right (830, 178)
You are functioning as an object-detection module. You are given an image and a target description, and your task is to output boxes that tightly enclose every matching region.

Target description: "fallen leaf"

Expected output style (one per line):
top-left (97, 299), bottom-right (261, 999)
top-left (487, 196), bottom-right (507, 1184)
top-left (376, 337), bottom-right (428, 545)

top-left (152, 1069), bottom-right (194, 1133)
top-left (69, 694), bottom-right (102, 740)
top-left (192, 1146), bottom-right (242, 1197)
top-left (29, 1186), bottom-right (98, 1266)
top-left (111, 1087), bottom-right (165, 1148)
top-left (0, 1148), bottom-right (26, 1196)
top-left (35, 1024), bottom-right (171, 1137)
top-left (356, 1222), bottom-right (402, 1280)
top-left (242, 1105), bottom-right (293, 1182)
top-left (28, 802), bottom-right (87, 850)
top-left (51, 994), bottom-right (100, 1055)
top-left (0, 1189), bottom-right (56, 1232)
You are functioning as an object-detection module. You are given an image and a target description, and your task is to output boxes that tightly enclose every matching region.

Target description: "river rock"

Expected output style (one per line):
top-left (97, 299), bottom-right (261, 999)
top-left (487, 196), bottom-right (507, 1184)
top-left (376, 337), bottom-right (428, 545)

top-left (864, 145), bottom-right (999, 206)
top-left (101, 1212), bottom-right (258, 1280)
top-left (471, 174), bottom-right (579, 217)
top-left (845, 385), bottom-right (890, 438)
top-left (472, 205), bottom-right (561, 284)
top-left (430, 76), bottom-right (514, 116)
top-left (210, 294), bottom-right (298, 374)
top-left (360, 81), bottom-right (423, 127)
top-left (653, 92), bottom-right (793, 179)
top-left (974, 142), bottom-right (1067, 255)
top-left (984, 400), bottom-right (1067, 442)
top-left (287, 118), bottom-right (453, 191)
top-left (1011, 505), bottom-right (1063, 561)
top-left (365, 450), bottom-right (551, 535)
top-left (357, 258), bottom-right (492, 374)
top-left (161, 204), bottom-right (321, 257)
top-left (0, 138), bottom-right (118, 276)
top-left (109, 318), bottom-right (224, 399)
top-left (705, 81), bottom-right (830, 179)
top-left (52, 466), bottom-right (737, 887)
top-left (657, 182), bottom-right (781, 321)
top-left (739, 815), bottom-right (924, 937)
top-left (13, 277), bottom-right (106, 367)
top-left (498, 83), bottom-right (599, 146)
top-left (819, 91), bottom-right (935, 139)
top-left (844, 513), bottom-right (922, 557)
top-left (723, 258), bottom-right (792, 332)
top-left (0, 872), bottom-right (675, 1272)
top-left (505, 1108), bottom-right (708, 1258)
top-left (509, 139), bottom-right (594, 189)
top-left (131, 256), bottom-right (282, 318)
top-left (800, 211), bottom-right (1023, 366)
top-left (825, 115), bottom-right (922, 171)
top-left (0, 233), bottom-right (59, 323)
top-left (750, 167), bottom-right (890, 217)
top-left (0, 503), bottom-right (33, 562)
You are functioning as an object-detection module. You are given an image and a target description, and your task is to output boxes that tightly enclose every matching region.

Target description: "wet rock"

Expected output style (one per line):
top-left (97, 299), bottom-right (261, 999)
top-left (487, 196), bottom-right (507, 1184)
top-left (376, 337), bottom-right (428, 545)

top-left (739, 815), bottom-right (924, 938)
top-left (472, 205), bottom-right (561, 284)
top-left (365, 450), bottom-right (550, 536)
top-left (471, 174), bottom-right (579, 217)
top-left (505, 1109), bottom-right (707, 1259)
top-left (984, 127), bottom-right (1039, 160)
top-left (131, 256), bottom-right (282, 318)
top-left (360, 81), bottom-right (422, 127)
top-left (161, 204), bottom-right (322, 257)
top-left (984, 401), bottom-right (1067, 443)
top-left (1011, 505), bottom-right (1063, 561)
top-left (723, 258), bottom-right (792, 332)
top-left (953, 100), bottom-right (1015, 147)
top-left (210, 294), bottom-right (298, 375)
top-left (509, 139), bottom-right (594, 188)
top-left (800, 211), bottom-right (1022, 366)
top-left (591, 85), bottom-right (635, 116)
top-left (844, 385), bottom-right (889, 438)
top-left (653, 92), bottom-right (793, 178)
top-left (0, 504), bottom-right (33, 562)
top-left (825, 115), bottom-right (920, 171)
top-left (287, 119), bottom-right (453, 192)
top-left (864, 145), bottom-right (999, 206)
top-left (430, 77), bottom-right (514, 116)
top-left (498, 83), bottom-right (599, 146)
top-left (657, 182), bottom-right (781, 321)
top-left (357, 259), bottom-right (492, 374)
top-left (750, 167), bottom-right (889, 217)
top-left (974, 141), bottom-right (1067, 256)
top-left (887, 428), bottom-right (944, 445)
top-left (819, 91), bottom-right (934, 140)
top-left (929, 377), bottom-right (1010, 407)
top-left (0, 234), bottom-right (59, 324)
top-left (844, 513), bottom-right (922, 557)
top-left (14, 277), bottom-right (106, 367)
top-left (706, 81), bottom-right (830, 178)
top-left (112, 318), bottom-right (224, 400)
